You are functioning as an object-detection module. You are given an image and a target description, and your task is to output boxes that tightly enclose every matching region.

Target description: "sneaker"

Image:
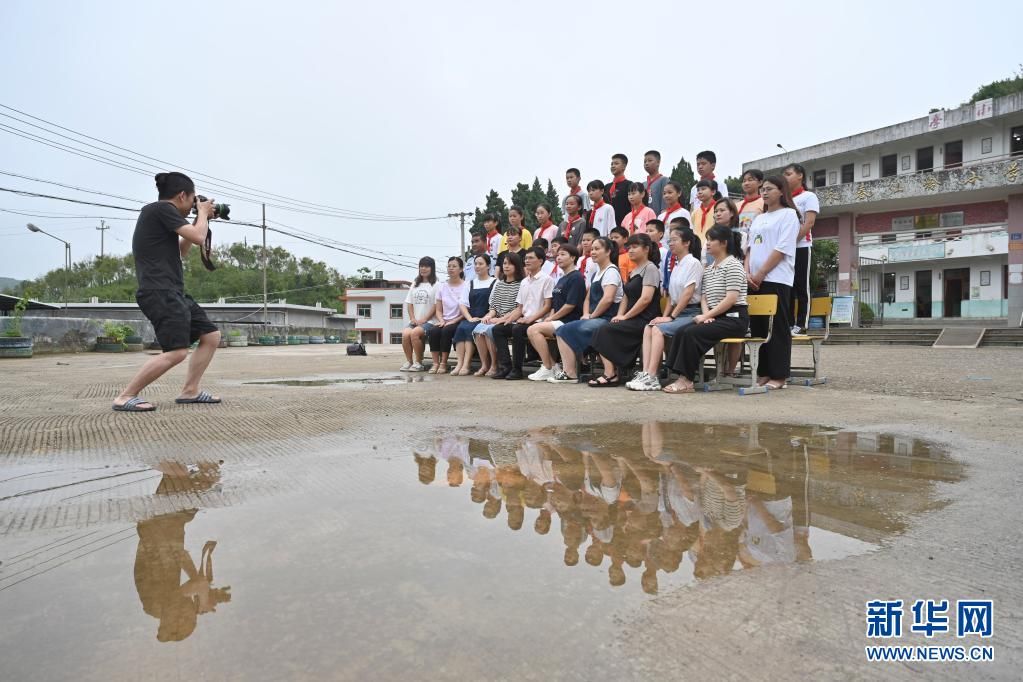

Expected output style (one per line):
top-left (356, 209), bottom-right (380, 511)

top-left (791, 325), bottom-right (803, 335)
top-left (410, 362), bottom-right (425, 372)
top-left (548, 368), bottom-right (577, 383)
top-left (636, 373), bottom-right (663, 391)
top-left (626, 371), bottom-right (651, 391)
top-left (528, 366), bottom-right (555, 381)
top-left (399, 362), bottom-right (412, 372)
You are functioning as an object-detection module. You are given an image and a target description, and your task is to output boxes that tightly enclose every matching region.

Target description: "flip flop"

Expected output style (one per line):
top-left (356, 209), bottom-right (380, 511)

top-left (175, 391), bottom-right (222, 404)
top-left (112, 396), bottom-right (156, 412)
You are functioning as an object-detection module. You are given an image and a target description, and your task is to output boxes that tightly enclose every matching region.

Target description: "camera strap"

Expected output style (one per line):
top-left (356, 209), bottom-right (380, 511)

top-left (200, 227), bottom-right (216, 271)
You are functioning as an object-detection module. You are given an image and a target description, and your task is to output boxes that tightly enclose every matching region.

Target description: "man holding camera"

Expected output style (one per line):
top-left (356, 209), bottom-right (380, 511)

top-left (113, 172), bottom-right (222, 412)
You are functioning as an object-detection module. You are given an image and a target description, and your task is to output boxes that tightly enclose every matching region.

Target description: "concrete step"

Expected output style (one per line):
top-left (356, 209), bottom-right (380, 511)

top-left (980, 329), bottom-right (1023, 347)
top-left (826, 328), bottom-right (941, 346)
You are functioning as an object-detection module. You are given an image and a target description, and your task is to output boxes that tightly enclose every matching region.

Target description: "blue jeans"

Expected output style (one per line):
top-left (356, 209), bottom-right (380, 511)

top-left (555, 317), bottom-right (610, 355)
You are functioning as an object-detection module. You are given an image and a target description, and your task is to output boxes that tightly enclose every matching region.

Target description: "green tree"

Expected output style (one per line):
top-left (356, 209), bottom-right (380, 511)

top-left (668, 156), bottom-right (696, 208)
top-left (510, 181), bottom-right (533, 229)
top-left (969, 65), bottom-right (1023, 103)
top-left (723, 175), bottom-right (742, 198)
top-left (544, 179), bottom-right (564, 224)
top-left (810, 240), bottom-right (838, 294)
top-left (471, 189), bottom-right (510, 236)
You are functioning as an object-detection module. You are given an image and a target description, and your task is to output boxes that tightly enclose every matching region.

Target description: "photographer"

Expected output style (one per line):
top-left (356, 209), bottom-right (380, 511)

top-left (113, 172), bottom-right (222, 412)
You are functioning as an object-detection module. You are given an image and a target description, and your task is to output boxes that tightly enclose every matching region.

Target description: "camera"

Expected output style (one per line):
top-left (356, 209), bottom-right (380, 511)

top-left (193, 195), bottom-right (231, 221)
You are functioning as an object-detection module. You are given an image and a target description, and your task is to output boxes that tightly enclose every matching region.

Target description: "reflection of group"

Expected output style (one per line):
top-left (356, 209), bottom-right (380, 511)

top-left (414, 422), bottom-right (812, 593)
top-left (134, 461), bottom-right (231, 641)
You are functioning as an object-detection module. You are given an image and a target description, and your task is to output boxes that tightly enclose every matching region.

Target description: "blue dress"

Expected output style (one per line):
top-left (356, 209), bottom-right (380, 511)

top-left (453, 278), bottom-right (495, 343)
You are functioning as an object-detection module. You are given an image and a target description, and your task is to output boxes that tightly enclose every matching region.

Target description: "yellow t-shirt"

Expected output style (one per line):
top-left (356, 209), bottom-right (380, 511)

top-left (499, 228), bottom-right (533, 253)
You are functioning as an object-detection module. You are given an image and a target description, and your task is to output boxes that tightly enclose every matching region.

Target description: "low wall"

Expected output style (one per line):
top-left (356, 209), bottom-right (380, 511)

top-left (1, 316), bottom-right (356, 355)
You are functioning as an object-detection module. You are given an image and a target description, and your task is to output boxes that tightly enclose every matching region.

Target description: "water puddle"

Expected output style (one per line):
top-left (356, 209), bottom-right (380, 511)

top-left (243, 373), bottom-right (422, 387)
top-left (0, 422), bottom-right (965, 679)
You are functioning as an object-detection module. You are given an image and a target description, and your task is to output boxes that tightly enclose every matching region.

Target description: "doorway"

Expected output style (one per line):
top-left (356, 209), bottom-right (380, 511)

top-left (942, 268), bottom-right (970, 318)
top-left (915, 270), bottom-right (932, 318)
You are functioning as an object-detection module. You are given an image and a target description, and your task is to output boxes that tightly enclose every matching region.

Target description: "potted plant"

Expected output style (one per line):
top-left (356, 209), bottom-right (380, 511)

top-left (0, 295), bottom-right (33, 359)
top-left (859, 302), bottom-right (875, 328)
top-left (227, 328), bottom-right (248, 347)
top-left (123, 325), bottom-right (144, 351)
top-left (95, 321), bottom-right (128, 352)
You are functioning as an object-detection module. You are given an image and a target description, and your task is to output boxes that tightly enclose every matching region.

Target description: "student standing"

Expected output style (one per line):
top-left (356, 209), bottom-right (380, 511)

top-left (643, 150), bottom-right (668, 216)
top-left (607, 153), bottom-right (632, 226)
top-left (527, 244), bottom-right (586, 381)
top-left (622, 182), bottom-right (657, 236)
top-left (452, 255), bottom-right (495, 375)
top-left (746, 176), bottom-right (800, 389)
top-left (783, 163), bottom-right (819, 334)
top-left (609, 227), bottom-right (635, 281)
top-left (496, 225), bottom-right (526, 271)
top-left (534, 203), bottom-right (558, 244)
top-left (499, 206), bottom-right (534, 253)
top-left (689, 179), bottom-right (720, 243)
top-left (427, 257), bottom-right (469, 374)
top-left (560, 194), bottom-right (586, 246)
top-left (589, 234), bottom-right (662, 386)
top-left (492, 247), bottom-right (554, 380)
top-left (563, 167), bottom-right (592, 216)
top-left (577, 227), bottom-right (600, 283)
top-left (483, 213), bottom-right (503, 276)
top-left (586, 180), bottom-right (617, 237)
top-left (399, 256), bottom-right (440, 372)
top-left (662, 225), bottom-right (749, 394)
top-left (629, 226), bottom-right (703, 391)
top-left (736, 169), bottom-right (765, 239)
top-left (473, 253), bottom-right (525, 377)
top-left (689, 150), bottom-right (722, 210)
top-left (550, 237), bottom-right (624, 383)
top-left (659, 181), bottom-right (692, 243)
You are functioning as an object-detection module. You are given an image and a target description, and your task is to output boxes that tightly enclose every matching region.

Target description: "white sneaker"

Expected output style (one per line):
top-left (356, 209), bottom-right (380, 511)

top-left (626, 371), bottom-right (650, 391)
top-left (791, 325), bottom-right (803, 335)
top-left (410, 362), bottom-right (425, 372)
top-left (528, 366), bottom-right (555, 381)
top-left (399, 362), bottom-right (412, 372)
top-left (637, 374), bottom-right (662, 391)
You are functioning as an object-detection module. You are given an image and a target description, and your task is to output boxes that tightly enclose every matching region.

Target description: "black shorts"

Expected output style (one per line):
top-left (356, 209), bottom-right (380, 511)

top-left (136, 290), bottom-right (218, 351)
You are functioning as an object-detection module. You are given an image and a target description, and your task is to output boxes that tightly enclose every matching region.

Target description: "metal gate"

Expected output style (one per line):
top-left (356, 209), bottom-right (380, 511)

top-left (856, 257), bottom-right (885, 327)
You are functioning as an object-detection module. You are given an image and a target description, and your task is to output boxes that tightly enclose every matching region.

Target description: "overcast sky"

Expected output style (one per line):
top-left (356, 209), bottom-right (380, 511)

top-left (1, 0), bottom-right (1019, 287)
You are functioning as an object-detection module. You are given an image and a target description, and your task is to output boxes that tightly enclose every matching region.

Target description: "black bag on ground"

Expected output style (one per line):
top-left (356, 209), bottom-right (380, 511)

top-left (346, 342), bottom-right (367, 356)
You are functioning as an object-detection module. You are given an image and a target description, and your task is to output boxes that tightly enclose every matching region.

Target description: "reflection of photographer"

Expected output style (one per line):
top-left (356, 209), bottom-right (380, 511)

top-left (112, 172), bottom-right (226, 412)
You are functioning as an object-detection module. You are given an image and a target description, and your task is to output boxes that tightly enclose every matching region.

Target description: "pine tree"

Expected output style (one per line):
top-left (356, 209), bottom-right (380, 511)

top-left (544, 179), bottom-right (563, 224)
top-left (669, 156), bottom-right (696, 208)
top-left (470, 189), bottom-right (510, 236)
top-left (723, 175), bottom-right (742, 198)
top-left (510, 182), bottom-right (533, 229)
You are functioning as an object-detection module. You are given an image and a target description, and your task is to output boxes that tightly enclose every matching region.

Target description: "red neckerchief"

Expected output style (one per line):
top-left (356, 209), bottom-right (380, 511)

top-left (645, 173), bottom-right (662, 193)
top-left (563, 215), bottom-right (579, 240)
top-left (569, 186), bottom-right (582, 196)
top-left (536, 220), bottom-right (554, 239)
top-left (588, 200), bottom-right (606, 225)
top-left (628, 206), bottom-right (645, 234)
top-left (697, 202), bottom-right (713, 230)
top-left (738, 195), bottom-right (760, 213)
top-left (791, 186), bottom-right (805, 197)
top-left (486, 229), bottom-right (499, 242)
top-left (579, 255), bottom-right (589, 275)
top-left (667, 252), bottom-right (677, 276)
top-left (609, 176), bottom-right (627, 198)
top-left (661, 203), bottom-right (681, 221)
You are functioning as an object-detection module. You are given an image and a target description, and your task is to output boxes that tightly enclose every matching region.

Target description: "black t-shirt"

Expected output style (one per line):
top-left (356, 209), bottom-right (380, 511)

top-left (552, 270), bottom-right (586, 322)
top-left (133, 201), bottom-right (188, 291)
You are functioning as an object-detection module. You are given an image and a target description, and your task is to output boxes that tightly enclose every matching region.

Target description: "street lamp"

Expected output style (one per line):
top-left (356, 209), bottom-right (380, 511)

top-left (26, 223), bottom-right (71, 309)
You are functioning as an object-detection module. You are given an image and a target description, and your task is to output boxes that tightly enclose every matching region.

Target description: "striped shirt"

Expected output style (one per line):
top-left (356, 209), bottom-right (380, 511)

top-left (701, 255), bottom-right (747, 309)
top-left (488, 279), bottom-right (521, 316)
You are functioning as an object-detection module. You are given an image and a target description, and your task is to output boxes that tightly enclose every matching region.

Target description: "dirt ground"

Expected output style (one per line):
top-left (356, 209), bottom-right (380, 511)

top-left (1, 344), bottom-right (1021, 680)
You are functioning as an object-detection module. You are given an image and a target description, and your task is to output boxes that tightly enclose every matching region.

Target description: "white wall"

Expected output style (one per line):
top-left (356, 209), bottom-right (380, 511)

top-left (347, 287), bottom-right (410, 343)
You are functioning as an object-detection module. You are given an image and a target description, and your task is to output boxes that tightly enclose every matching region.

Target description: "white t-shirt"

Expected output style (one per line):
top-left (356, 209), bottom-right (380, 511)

top-left (404, 281), bottom-right (439, 322)
top-left (668, 253), bottom-right (703, 307)
top-left (589, 203), bottom-right (616, 237)
top-left (487, 232), bottom-right (503, 274)
top-left (793, 190), bottom-right (820, 248)
top-left (659, 206), bottom-right (693, 244)
top-left (748, 208), bottom-right (800, 286)
top-left (540, 260), bottom-right (558, 279)
top-left (743, 498), bottom-right (796, 565)
top-left (590, 264), bottom-right (625, 305)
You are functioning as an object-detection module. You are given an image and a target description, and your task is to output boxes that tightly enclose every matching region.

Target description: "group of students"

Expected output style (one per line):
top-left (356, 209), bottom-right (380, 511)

top-left (414, 421), bottom-right (812, 592)
top-left (398, 150), bottom-right (820, 392)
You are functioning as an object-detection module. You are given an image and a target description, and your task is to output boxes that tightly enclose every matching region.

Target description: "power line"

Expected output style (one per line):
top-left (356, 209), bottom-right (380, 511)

top-left (0, 103), bottom-right (448, 222)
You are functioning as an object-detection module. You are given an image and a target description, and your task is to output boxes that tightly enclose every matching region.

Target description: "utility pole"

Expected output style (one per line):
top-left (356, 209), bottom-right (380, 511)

top-left (447, 211), bottom-right (473, 257)
top-left (262, 203), bottom-right (268, 327)
top-left (96, 220), bottom-right (108, 257)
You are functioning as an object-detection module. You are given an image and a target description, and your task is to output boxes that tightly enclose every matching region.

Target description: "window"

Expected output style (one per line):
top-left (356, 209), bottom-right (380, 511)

top-left (812, 169), bottom-right (827, 188)
top-left (881, 234), bottom-right (898, 244)
top-left (389, 304), bottom-right (403, 319)
top-left (829, 171), bottom-right (838, 185)
top-left (841, 164), bottom-right (854, 184)
top-left (981, 137), bottom-right (992, 155)
top-left (882, 273), bottom-right (896, 305)
top-left (861, 163), bottom-right (871, 178)
top-left (944, 140), bottom-right (963, 169)
top-left (356, 304), bottom-right (372, 318)
top-left (881, 154), bottom-right (898, 178)
top-left (389, 333), bottom-right (403, 345)
top-left (917, 146), bottom-right (934, 172)
top-left (1012, 126), bottom-right (1023, 156)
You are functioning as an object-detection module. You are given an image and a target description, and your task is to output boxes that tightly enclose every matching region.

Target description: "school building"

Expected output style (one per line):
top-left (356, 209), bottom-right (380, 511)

top-left (744, 92), bottom-right (1023, 325)
top-left (340, 274), bottom-right (412, 344)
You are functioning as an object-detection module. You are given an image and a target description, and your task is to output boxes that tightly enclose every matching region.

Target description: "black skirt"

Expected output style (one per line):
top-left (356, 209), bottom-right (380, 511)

top-left (591, 270), bottom-right (661, 369)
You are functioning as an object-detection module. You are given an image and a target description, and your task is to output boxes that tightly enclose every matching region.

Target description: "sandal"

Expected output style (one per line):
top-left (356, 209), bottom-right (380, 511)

top-left (588, 374), bottom-right (619, 388)
top-left (455, 369), bottom-right (471, 376)
top-left (473, 368), bottom-right (488, 377)
top-left (662, 382), bottom-right (695, 394)
top-left (766, 381), bottom-right (787, 390)
top-left (175, 391), bottom-right (221, 404)
top-left (112, 396), bottom-right (156, 412)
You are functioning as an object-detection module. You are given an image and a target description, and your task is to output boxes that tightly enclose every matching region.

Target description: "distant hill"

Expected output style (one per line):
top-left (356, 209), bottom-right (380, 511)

top-left (0, 276), bottom-right (25, 294)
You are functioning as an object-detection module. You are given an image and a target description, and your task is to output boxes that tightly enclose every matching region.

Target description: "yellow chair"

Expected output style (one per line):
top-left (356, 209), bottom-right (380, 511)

top-left (789, 296), bottom-right (832, 386)
top-left (701, 294), bottom-right (777, 396)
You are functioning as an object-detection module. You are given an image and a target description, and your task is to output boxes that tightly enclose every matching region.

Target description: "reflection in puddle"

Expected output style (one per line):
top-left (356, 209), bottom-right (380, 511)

top-left (245, 374), bottom-right (419, 387)
top-left (134, 461), bottom-right (231, 642)
top-left (413, 422), bottom-right (963, 593)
